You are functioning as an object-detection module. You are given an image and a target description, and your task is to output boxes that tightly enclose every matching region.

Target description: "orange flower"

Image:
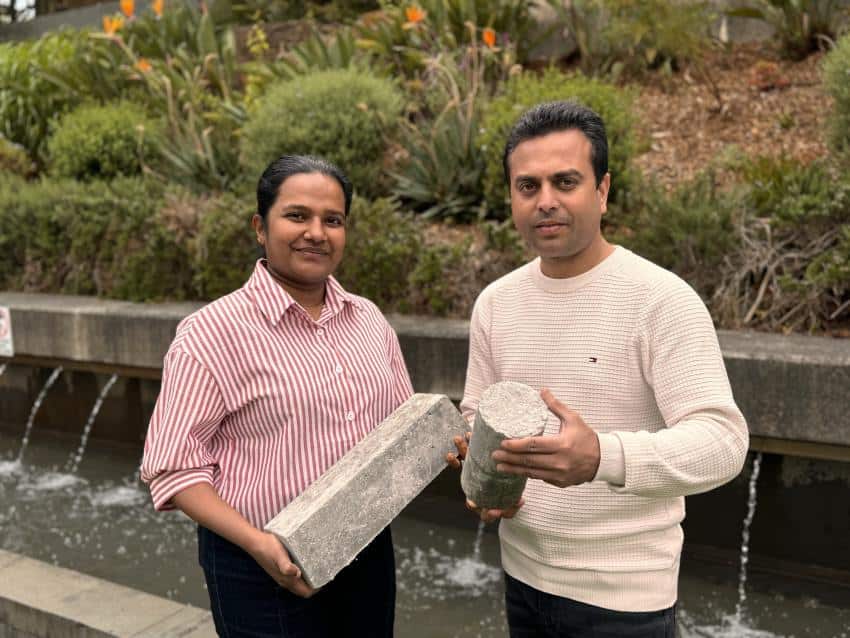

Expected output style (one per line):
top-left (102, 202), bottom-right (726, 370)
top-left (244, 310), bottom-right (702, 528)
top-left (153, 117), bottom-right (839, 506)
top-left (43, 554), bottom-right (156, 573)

top-left (120, 0), bottom-right (134, 18)
top-left (482, 27), bottom-right (496, 48)
top-left (102, 15), bottom-right (124, 35)
top-left (135, 58), bottom-right (152, 73)
top-left (405, 6), bottom-right (425, 23)
top-left (151, 0), bottom-right (164, 17)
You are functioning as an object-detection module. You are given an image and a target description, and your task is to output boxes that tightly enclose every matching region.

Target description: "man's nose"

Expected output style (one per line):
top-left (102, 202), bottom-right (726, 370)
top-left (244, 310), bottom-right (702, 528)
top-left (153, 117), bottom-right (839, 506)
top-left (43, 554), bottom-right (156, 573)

top-left (536, 182), bottom-right (560, 213)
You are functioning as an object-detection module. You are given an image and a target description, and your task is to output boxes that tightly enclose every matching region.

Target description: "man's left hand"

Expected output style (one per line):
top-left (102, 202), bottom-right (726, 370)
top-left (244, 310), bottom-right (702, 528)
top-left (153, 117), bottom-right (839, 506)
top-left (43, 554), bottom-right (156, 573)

top-left (491, 388), bottom-right (601, 488)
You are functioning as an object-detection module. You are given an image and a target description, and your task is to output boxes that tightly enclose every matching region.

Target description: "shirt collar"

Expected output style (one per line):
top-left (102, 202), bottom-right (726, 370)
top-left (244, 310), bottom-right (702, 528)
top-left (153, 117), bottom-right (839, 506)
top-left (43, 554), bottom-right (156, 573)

top-left (245, 259), bottom-right (362, 326)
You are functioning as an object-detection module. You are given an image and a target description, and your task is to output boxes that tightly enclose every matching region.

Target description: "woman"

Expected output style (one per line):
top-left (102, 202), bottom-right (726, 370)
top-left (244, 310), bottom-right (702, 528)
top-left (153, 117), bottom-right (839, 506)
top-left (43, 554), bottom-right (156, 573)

top-left (141, 155), bottom-right (413, 637)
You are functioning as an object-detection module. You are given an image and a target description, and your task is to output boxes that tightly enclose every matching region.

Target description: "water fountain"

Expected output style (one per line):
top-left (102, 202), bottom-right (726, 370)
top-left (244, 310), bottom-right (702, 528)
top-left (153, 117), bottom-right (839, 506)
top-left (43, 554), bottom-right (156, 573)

top-left (66, 374), bottom-right (119, 474)
top-left (0, 366), bottom-right (63, 475)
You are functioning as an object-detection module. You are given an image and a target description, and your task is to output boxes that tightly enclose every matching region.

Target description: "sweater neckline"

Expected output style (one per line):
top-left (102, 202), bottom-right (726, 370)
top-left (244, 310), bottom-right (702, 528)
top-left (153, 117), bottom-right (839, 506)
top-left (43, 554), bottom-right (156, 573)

top-left (529, 245), bottom-right (627, 294)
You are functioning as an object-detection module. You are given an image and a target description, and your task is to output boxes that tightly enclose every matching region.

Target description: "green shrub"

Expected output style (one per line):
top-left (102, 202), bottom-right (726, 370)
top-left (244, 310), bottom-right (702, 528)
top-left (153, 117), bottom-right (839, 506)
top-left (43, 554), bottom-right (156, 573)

top-left (0, 176), bottom-right (194, 300)
top-left (192, 191), bottom-right (257, 299)
top-left (334, 197), bottom-right (422, 312)
top-left (616, 171), bottom-right (739, 300)
top-left (240, 69), bottom-right (403, 197)
top-left (823, 33), bottom-right (850, 158)
top-left (478, 69), bottom-right (639, 218)
top-left (409, 239), bottom-right (473, 317)
top-left (47, 102), bottom-right (161, 180)
top-left (390, 52), bottom-right (488, 221)
top-left (713, 157), bottom-right (850, 332)
top-left (0, 136), bottom-right (34, 177)
top-left (0, 31), bottom-right (87, 164)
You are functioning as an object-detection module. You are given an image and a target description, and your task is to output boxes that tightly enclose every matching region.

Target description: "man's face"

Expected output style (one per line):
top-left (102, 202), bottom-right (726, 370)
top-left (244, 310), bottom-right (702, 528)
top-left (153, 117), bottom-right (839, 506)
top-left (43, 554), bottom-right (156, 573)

top-left (508, 129), bottom-right (611, 277)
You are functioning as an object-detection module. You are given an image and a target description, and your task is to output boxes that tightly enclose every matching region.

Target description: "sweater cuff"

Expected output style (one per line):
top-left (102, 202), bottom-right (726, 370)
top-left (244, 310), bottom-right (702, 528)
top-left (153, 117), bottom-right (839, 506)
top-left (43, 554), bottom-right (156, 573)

top-left (594, 433), bottom-right (625, 486)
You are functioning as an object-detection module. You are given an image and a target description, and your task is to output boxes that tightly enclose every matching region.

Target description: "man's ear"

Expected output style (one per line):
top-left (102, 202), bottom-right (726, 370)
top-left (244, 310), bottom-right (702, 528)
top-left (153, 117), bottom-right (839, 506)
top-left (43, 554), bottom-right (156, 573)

top-left (597, 173), bottom-right (611, 214)
top-left (251, 214), bottom-right (266, 245)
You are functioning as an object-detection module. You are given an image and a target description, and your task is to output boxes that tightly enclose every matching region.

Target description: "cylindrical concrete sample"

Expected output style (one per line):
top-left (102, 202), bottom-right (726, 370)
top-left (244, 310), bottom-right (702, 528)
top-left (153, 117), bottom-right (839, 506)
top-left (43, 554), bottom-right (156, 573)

top-left (461, 381), bottom-right (549, 510)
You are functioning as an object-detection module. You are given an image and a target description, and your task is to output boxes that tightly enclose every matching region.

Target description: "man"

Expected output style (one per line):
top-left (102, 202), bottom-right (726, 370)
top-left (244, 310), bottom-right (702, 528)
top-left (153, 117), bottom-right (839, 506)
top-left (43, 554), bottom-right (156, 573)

top-left (449, 101), bottom-right (748, 637)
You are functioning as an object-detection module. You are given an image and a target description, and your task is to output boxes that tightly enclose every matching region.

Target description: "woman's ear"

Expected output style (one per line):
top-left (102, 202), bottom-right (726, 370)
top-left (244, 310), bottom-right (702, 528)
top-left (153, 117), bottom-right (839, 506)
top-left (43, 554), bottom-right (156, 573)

top-left (251, 214), bottom-right (266, 246)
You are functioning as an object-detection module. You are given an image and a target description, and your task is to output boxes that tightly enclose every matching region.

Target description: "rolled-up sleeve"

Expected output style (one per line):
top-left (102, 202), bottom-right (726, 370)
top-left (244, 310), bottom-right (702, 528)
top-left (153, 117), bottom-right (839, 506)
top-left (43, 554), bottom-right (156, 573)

top-left (141, 348), bottom-right (227, 511)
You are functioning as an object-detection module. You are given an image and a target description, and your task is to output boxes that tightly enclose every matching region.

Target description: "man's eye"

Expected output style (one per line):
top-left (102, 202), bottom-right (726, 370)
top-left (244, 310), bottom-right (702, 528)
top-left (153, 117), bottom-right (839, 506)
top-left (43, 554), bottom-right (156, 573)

top-left (557, 179), bottom-right (576, 189)
top-left (517, 182), bottom-right (536, 192)
top-left (326, 216), bottom-right (345, 227)
top-left (285, 212), bottom-right (305, 221)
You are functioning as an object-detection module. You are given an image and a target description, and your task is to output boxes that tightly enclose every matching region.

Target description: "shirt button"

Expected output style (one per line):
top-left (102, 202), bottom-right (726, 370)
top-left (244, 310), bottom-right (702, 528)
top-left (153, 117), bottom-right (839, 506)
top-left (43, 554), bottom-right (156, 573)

top-left (316, 328), bottom-right (325, 336)
top-left (334, 364), bottom-right (343, 374)
top-left (345, 411), bottom-right (355, 422)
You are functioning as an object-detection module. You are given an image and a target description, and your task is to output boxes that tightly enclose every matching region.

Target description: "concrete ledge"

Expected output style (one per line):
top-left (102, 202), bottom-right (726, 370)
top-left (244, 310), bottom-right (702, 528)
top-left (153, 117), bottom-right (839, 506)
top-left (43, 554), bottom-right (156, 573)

top-left (1, 292), bottom-right (849, 450)
top-left (0, 550), bottom-right (214, 637)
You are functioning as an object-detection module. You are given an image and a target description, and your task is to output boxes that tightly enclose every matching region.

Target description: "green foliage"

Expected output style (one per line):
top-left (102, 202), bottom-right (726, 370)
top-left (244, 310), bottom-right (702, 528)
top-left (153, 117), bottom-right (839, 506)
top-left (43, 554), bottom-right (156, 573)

top-left (240, 68), bottom-right (402, 197)
top-left (390, 51), bottom-right (489, 221)
top-left (47, 102), bottom-right (161, 180)
top-left (712, 157), bottom-right (850, 332)
top-left (409, 238), bottom-right (472, 316)
top-left (0, 30), bottom-right (88, 165)
top-left (335, 198), bottom-right (422, 312)
top-left (823, 32), bottom-right (850, 158)
top-left (232, 0), bottom-right (378, 23)
top-left (478, 69), bottom-right (639, 217)
top-left (546, 0), bottom-right (714, 76)
top-left (728, 0), bottom-right (848, 60)
top-left (0, 176), bottom-right (194, 300)
top-left (0, 136), bottom-right (34, 177)
top-left (353, 0), bottom-right (529, 81)
top-left (193, 192), bottom-right (257, 299)
top-left (617, 171), bottom-right (738, 298)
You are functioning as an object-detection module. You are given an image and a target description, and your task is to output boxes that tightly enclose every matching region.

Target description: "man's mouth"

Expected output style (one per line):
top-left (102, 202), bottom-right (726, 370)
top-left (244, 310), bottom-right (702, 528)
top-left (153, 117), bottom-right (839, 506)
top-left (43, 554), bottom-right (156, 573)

top-left (294, 246), bottom-right (329, 256)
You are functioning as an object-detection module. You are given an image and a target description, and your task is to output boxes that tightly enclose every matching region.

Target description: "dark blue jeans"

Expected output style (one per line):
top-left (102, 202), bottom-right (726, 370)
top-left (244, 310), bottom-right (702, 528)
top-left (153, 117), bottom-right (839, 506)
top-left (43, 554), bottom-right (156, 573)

top-left (504, 572), bottom-right (676, 638)
top-left (198, 525), bottom-right (395, 638)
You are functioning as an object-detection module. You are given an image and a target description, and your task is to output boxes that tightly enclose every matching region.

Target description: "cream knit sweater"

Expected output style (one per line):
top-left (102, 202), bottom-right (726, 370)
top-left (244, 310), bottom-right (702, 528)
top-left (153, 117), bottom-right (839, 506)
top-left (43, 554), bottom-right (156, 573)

top-left (461, 246), bottom-right (748, 612)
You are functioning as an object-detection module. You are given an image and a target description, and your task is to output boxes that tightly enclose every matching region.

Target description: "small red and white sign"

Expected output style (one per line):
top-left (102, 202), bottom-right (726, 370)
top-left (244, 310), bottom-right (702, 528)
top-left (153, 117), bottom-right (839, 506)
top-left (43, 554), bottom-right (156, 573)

top-left (0, 306), bottom-right (13, 357)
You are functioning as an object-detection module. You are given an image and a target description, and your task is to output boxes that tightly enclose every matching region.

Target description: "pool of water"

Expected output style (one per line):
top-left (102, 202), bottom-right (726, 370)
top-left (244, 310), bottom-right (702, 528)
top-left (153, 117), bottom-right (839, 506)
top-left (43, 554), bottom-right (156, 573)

top-left (1, 429), bottom-right (849, 637)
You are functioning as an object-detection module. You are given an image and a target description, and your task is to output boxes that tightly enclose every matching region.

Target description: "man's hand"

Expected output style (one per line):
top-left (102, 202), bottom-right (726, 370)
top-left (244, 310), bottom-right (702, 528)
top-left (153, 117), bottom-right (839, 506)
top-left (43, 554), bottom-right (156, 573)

top-left (491, 388), bottom-right (601, 488)
top-left (465, 497), bottom-right (524, 523)
top-left (248, 531), bottom-right (316, 598)
top-left (446, 431), bottom-right (471, 469)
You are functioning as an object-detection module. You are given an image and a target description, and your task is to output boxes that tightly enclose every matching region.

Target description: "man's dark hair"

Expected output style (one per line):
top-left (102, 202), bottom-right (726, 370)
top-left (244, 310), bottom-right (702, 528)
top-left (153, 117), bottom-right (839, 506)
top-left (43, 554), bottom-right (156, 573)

top-left (502, 101), bottom-right (608, 187)
top-left (256, 155), bottom-right (353, 224)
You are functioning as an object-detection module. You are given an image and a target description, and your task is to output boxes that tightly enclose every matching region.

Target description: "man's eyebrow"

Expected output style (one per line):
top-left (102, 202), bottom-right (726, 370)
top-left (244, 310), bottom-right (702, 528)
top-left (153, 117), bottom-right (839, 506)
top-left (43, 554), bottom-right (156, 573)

top-left (513, 174), bottom-right (540, 183)
top-left (551, 169), bottom-right (583, 180)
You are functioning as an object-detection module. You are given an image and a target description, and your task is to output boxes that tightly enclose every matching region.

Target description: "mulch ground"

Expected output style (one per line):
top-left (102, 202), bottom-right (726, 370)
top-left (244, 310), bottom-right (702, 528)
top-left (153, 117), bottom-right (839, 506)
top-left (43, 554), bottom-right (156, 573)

top-left (631, 43), bottom-right (831, 189)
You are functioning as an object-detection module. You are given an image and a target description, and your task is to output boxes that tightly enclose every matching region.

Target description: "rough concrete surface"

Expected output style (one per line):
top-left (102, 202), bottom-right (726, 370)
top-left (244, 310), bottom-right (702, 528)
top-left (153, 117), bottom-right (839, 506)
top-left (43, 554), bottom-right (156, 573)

top-left (0, 550), bottom-right (214, 637)
top-left (265, 393), bottom-right (467, 588)
top-left (462, 382), bottom-right (549, 510)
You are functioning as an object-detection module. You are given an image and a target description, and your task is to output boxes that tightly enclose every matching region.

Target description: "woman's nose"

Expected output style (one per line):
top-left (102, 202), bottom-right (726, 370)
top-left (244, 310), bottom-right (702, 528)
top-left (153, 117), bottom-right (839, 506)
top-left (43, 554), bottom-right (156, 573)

top-left (303, 217), bottom-right (326, 241)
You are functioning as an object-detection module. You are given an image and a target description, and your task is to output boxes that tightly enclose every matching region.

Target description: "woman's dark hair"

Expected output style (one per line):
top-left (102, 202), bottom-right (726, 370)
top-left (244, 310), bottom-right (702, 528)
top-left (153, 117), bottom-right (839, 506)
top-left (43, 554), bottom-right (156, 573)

top-left (256, 155), bottom-right (353, 224)
top-left (502, 101), bottom-right (608, 187)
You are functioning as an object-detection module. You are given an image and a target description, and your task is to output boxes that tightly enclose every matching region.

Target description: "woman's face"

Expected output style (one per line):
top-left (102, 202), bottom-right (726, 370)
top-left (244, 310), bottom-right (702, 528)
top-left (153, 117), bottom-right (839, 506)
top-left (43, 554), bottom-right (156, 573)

top-left (252, 172), bottom-right (347, 291)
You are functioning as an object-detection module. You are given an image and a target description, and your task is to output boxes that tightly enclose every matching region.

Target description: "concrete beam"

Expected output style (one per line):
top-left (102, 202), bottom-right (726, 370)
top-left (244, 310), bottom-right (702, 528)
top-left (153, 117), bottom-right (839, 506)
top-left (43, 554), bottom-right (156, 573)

top-left (265, 393), bottom-right (467, 588)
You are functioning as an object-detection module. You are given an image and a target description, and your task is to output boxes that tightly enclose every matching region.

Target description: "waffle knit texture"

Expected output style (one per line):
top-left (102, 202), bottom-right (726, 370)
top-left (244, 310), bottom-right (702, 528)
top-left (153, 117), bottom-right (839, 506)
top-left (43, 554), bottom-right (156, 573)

top-left (460, 246), bottom-right (748, 612)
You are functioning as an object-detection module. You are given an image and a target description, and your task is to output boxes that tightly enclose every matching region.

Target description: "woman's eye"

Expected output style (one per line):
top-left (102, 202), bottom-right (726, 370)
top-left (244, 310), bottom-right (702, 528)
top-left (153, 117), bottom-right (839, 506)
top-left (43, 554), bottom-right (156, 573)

top-left (326, 216), bottom-right (345, 227)
top-left (285, 212), bottom-right (304, 221)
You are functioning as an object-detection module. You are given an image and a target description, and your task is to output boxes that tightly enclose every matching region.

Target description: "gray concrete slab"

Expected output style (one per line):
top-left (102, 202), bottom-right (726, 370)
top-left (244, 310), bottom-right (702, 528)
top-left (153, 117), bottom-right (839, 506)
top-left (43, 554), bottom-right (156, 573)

top-left (0, 551), bottom-right (212, 638)
top-left (265, 393), bottom-right (468, 588)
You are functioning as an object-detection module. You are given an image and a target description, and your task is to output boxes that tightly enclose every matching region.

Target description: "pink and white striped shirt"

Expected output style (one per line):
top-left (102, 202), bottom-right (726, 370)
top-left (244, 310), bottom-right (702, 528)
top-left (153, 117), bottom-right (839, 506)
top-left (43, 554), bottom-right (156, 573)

top-left (141, 260), bottom-right (414, 529)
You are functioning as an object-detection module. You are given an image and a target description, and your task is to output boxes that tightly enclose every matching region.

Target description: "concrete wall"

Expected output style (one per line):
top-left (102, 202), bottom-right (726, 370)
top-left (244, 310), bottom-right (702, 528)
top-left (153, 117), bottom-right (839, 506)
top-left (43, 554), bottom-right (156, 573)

top-left (1, 292), bottom-right (848, 457)
top-left (0, 550), bottom-right (214, 637)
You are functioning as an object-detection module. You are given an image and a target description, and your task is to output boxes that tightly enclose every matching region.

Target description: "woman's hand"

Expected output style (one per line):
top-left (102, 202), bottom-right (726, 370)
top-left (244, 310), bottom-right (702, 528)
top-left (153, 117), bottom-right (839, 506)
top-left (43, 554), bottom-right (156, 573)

top-left (446, 431), bottom-right (471, 469)
top-left (247, 531), bottom-right (316, 598)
